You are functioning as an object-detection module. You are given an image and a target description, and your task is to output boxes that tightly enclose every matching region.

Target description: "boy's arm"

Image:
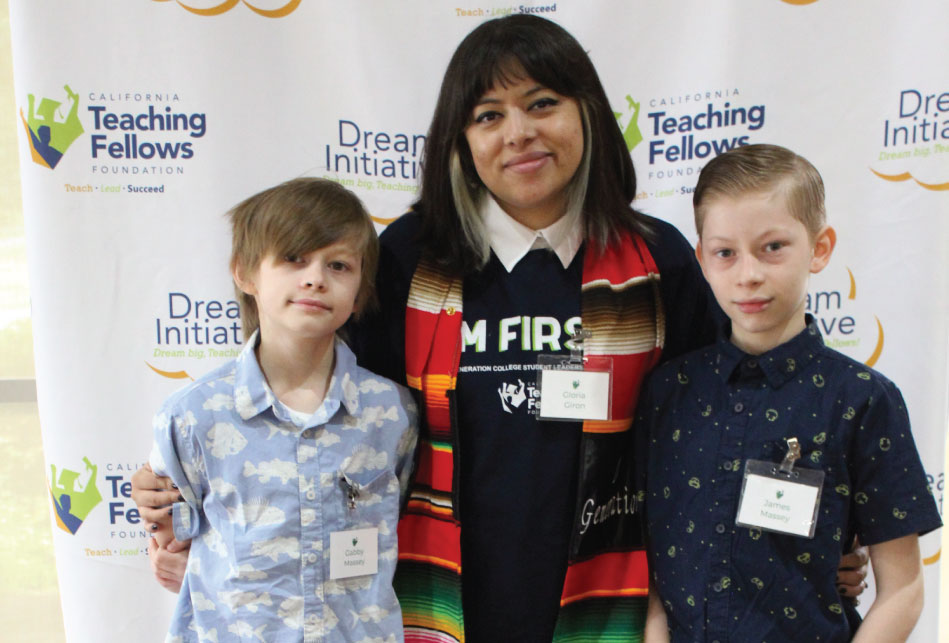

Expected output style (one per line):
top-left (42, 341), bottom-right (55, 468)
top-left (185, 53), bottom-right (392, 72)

top-left (851, 534), bottom-right (924, 642)
top-left (644, 583), bottom-right (670, 643)
top-left (394, 385), bottom-right (420, 508)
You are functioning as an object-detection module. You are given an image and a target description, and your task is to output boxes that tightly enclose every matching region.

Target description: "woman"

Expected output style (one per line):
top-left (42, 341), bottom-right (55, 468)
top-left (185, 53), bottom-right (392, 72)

top-left (133, 15), bottom-right (866, 642)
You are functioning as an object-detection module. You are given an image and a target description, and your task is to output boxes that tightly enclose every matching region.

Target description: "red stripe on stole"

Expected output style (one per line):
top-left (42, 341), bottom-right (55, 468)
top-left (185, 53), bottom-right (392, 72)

top-left (397, 513), bottom-right (463, 569)
top-left (414, 442), bottom-right (454, 493)
top-left (582, 233), bottom-right (659, 284)
top-left (405, 307), bottom-right (440, 382)
top-left (559, 550), bottom-right (649, 604)
top-left (610, 351), bottom-right (661, 419)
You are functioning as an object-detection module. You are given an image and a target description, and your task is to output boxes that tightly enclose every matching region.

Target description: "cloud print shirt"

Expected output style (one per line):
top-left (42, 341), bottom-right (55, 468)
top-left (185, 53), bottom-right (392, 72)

top-left (150, 332), bottom-right (417, 643)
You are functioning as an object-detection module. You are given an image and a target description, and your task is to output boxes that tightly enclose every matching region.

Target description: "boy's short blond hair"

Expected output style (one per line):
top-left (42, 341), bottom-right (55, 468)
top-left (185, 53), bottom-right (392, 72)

top-left (228, 177), bottom-right (378, 340)
top-left (693, 144), bottom-right (826, 238)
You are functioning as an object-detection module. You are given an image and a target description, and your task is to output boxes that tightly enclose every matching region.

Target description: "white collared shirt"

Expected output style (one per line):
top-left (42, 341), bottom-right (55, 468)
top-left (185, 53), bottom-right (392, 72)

top-left (483, 197), bottom-right (583, 272)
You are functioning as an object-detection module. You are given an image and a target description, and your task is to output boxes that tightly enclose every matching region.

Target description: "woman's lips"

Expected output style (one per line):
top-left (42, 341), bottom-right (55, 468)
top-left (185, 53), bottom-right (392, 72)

top-left (504, 151), bottom-right (551, 173)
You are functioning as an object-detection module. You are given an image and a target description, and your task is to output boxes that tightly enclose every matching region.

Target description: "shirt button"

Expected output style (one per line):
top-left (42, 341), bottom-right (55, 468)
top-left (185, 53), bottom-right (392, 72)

top-left (713, 582), bottom-right (723, 592)
top-left (715, 523), bottom-right (726, 534)
top-left (307, 552), bottom-right (317, 563)
top-left (747, 359), bottom-right (758, 369)
top-left (306, 490), bottom-right (316, 500)
top-left (733, 402), bottom-right (744, 413)
top-left (723, 461), bottom-right (733, 471)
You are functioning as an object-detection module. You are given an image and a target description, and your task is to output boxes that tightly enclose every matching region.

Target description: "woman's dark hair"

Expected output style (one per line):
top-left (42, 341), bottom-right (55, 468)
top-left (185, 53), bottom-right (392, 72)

top-left (415, 14), bottom-right (650, 274)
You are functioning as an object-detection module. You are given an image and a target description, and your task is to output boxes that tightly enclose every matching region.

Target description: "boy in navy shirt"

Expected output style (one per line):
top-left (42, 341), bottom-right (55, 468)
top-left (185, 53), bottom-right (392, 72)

top-left (641, 144), bottom-right (941, 642)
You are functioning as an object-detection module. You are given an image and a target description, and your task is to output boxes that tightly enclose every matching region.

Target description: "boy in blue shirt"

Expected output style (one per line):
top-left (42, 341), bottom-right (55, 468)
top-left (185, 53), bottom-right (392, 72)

top-left (641, 144), bottom-right (941, 642)
top-left (149, 178), bottom-right (417, 642)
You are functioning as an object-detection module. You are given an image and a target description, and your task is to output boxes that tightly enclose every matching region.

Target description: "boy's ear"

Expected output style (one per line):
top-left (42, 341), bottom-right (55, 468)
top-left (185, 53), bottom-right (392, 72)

top-left (232, 262), bottom-right (258, 296)
top-left (695, 240), bottom-right (708, 276)
top-left (809, 225), bottom-right (836, 274)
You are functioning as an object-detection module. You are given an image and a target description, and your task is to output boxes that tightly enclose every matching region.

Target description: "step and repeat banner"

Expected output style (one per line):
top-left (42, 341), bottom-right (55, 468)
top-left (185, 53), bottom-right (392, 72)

top-left (10, 1), bottom-right (948, 640)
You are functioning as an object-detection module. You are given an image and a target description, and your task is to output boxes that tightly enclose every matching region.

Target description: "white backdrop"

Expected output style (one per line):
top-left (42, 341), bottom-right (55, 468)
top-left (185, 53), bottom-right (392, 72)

top-left (10, 1), bottom-right (948, 640)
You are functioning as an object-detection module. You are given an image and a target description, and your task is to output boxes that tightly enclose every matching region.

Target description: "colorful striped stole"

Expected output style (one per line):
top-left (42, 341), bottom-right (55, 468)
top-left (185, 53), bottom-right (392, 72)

top-left (397, 229), bottom-right (663, 642)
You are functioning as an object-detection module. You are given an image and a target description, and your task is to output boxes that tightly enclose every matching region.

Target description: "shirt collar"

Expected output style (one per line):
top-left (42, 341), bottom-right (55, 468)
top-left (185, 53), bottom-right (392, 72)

top-left (233, 330), bottom-right (361, 422)
top-left (715, 315), bottom-right (825, 388)
top-left (483, 196), bottom-right (583, 272)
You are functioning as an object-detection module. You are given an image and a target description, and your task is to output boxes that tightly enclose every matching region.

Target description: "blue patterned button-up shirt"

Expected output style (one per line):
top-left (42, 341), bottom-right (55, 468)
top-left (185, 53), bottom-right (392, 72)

top-left (150, 332), bottom-right (417, 642)
top-left (640, 318), bottom-right (941, 642)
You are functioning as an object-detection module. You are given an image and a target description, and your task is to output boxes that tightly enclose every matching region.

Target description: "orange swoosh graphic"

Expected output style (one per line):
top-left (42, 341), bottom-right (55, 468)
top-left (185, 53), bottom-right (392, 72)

top-left (146, 361), bottom-right (194, 381)
top-left (846, 268), bottom-right (856, 300)
top-left (245, 0), bottom-right (300, 17)
top-left (863, 317), bottom-right (884, 368)
top-left (870, 168), bottom-right (949, 191)
top-left (371, 214), bottom-right (402, 225)
top-left (153, 0), bottom-right (299, 17)
top-left (781, 0), bottom-right (819, 4)
top-left (175, 0), bottom-right (240, 16)
top-left (923, 549), bottom-right (940, 566)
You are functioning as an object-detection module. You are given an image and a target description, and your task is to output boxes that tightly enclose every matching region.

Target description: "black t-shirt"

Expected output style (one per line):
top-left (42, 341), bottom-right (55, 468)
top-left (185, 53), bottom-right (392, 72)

top-left (456, 247), bottom-right (583, 642)
top-left (347, 210), bottom-right (721, 641)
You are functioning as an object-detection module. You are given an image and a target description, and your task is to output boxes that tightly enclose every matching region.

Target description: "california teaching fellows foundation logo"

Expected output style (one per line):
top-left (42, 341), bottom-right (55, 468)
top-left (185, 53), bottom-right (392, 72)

top-left (49, 457), bottom-right (102, 535)
top-left (20, 85), bottom-right (209, 195)
top-left (616, 88), bottom-right (767, 200)
top-left (872, 88), bottom-right (949, 191)
top-left (19, 85), bottom-right (84, 169)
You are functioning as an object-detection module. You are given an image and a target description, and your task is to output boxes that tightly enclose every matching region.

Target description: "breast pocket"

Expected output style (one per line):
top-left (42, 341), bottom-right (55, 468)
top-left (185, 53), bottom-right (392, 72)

top-left (337, 468), bottom-right (399, 525)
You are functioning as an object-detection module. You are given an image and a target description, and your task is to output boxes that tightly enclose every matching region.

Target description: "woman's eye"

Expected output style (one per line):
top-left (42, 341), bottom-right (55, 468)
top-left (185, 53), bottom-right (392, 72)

top-left (473, 110), bottom-right (501, 124)
top-left (715, 249), bottom-right (733, 259)
top-left (530, 96), bottom-right (559, 110)
top-left (328, 261), bottom-right (350, 272)
top-left (284, 254), bottom-right (301, 263)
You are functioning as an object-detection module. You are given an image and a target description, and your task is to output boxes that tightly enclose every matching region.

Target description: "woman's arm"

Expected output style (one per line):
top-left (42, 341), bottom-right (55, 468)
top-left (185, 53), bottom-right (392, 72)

top-left (644, 584), bottom-right (670, 643)
top-left (851, 534), bottom-right (924, 642)
top-left (147, 537), bottom-right (190, 593)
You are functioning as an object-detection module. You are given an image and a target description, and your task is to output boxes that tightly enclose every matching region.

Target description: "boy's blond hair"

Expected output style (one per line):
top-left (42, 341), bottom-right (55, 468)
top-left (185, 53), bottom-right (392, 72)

top-left (693, 144), bottom-right (826, 238)
top-left (228, 177), bottom-right (378, 340)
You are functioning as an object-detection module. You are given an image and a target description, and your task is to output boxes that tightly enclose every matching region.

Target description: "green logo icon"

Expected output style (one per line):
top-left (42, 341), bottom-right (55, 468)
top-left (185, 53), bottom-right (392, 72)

top-left (572, 380), bottom-right (580, 389)
top-left (49, 457), bottom-right (102, 534)
top-left (776, 490), bottom-right (784, 499)
top-left (614, 94), bottom-right (643, 152)
top-left (20, 85), bottom-right (84, 169)
top-left (352, 537), bottom-right (358, 547)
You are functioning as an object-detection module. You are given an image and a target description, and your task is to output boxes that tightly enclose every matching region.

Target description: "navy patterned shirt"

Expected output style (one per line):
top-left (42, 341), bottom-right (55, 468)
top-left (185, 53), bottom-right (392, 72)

top-left (640, 318), bottom-right (941, 642)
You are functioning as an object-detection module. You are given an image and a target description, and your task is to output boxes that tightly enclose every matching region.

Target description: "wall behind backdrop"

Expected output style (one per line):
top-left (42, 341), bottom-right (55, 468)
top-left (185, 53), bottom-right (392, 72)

top-left (8, 1), bottom-right (948, 641)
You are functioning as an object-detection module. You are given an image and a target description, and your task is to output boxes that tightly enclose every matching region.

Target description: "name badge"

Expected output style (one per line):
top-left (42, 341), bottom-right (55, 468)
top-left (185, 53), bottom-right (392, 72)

top-left (329, 527), bottom-right (378, 579)
top-left (538, 368), bottom-right (611, 420)
top-left (735, 439), bottom-right (824, 538)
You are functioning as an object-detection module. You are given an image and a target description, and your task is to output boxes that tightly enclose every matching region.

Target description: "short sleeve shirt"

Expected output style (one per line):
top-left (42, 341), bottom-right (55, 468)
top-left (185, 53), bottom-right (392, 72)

top-left (641, 319), bottom-right (941, 642)
top-left (150, 333), bottom-right (418, 643)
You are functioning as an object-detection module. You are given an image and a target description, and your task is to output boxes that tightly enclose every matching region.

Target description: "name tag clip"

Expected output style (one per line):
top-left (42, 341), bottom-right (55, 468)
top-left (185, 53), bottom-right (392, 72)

top-left (567, 327), bottom-right (592, 364)
top-left (340, 474), bottom-right (361, 510)
top-left (777, 437), bottom-right (801, 477)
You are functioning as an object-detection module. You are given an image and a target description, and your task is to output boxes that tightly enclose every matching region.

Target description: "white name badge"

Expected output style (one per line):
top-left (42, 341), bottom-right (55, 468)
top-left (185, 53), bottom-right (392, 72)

top-left (538, 368), bottom-right (610, 421)
top-left (735, 460), bottom-right (825, 538)
top-left (329, 527), bottom-right (379, 579)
